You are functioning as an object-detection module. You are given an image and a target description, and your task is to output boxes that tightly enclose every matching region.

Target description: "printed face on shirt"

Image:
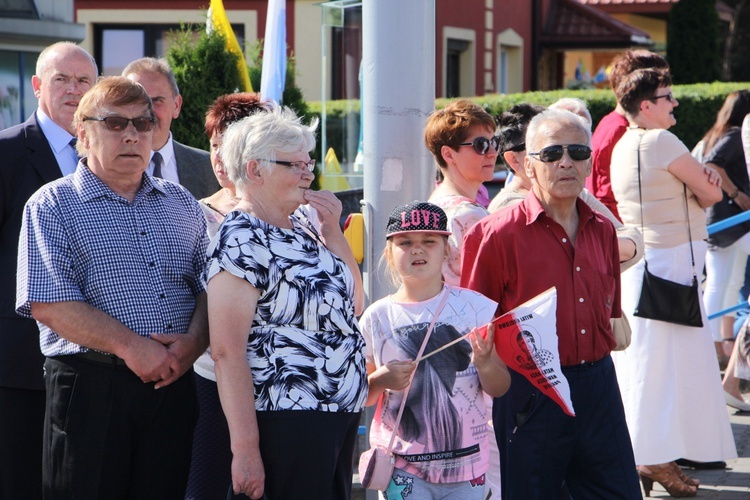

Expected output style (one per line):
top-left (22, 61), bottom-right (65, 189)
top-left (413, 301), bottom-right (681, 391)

top-left (524, 121), bottom-right (591, 204)
top-left (388, 232), bottom-right (449, 285)
top-left (125, 70), bottom-right (182, 150)
top-left (79, 103), bottom-right (154, 184)
top-left (32, 46), bottom-right (97, 134)
top-left (442, 124), bottom-right (499, 185)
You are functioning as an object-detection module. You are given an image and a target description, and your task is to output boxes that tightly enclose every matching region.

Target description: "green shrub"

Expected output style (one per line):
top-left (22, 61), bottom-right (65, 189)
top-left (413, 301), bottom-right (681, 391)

top-left (167, 26), bottom-right (243, 151)
top-left (309, 82), bottom-right (750, 160)
top-left (167, 27), bottom-right (319, 189)
top-left (667, 0), bottom-right (721, 84)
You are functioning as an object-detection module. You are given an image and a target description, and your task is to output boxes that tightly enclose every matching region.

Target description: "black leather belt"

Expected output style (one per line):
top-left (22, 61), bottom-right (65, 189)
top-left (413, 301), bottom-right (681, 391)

top-left (74, 350), bottom-right (127, 366)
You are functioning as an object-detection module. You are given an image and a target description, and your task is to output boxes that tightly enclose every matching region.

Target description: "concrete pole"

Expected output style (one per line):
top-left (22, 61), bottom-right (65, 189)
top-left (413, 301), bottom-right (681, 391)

top-left (361, 0), bottom-right (436, 304)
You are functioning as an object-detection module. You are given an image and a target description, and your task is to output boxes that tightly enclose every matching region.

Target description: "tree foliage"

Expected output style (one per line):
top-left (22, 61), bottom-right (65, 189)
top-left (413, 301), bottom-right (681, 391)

top-left (166, 27), bottom-right (314, 185)
top-left (667, 0), bottom-right (721, 84)
top-left (245, 39), bottom-right (311, 126)
top-left (724, 0), bottom-right (750, 81)
top-left (167, 26), bottom-right (243, 151)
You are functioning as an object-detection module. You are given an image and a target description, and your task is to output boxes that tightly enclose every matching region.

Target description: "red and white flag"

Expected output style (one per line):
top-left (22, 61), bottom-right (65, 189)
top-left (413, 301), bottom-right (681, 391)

top-left (477, 287), bottom-right (575, 416)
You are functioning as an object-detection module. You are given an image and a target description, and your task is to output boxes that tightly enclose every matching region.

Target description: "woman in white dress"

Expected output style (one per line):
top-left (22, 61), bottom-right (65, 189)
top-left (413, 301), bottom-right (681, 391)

top-left (610, 68), bottom-right (736, 497)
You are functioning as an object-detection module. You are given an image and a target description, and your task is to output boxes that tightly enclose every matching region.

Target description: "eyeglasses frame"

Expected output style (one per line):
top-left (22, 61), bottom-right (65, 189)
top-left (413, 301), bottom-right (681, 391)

top-left (527, 144), bottom-right (592, 163)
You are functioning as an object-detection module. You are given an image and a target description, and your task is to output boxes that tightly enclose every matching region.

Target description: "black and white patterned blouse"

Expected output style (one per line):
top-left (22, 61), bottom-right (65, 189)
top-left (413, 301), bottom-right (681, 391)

top-left (206, 209), bottom-right (367, 413)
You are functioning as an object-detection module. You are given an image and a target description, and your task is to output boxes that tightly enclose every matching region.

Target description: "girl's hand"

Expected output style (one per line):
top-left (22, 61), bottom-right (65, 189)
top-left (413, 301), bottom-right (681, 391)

top-left (470, 323), bottom-right (495, 369)
top-left (370, 360), bottom-right (416, 391)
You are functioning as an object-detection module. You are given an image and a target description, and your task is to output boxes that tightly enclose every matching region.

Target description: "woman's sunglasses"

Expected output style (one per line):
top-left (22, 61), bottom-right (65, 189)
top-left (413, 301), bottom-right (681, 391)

top-left (459, 135), bottom-right (501, 155)
top-left (527, 144), bottom-right (592, 163)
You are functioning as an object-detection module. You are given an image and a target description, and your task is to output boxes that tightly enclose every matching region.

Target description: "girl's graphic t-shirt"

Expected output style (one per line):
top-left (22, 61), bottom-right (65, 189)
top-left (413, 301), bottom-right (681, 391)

top-left (360, 286), bottom-right (497, 483)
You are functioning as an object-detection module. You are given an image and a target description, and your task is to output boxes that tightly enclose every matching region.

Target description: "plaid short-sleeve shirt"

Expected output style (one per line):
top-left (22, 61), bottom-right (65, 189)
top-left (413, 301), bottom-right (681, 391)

top-left (16, 161), bottom-right (208, 356)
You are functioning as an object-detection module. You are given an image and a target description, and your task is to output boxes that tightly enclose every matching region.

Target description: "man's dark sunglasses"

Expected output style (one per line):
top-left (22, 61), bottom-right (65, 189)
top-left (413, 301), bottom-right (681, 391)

top-left (459, 135), bottom-right (501, 155)
top-left (528, 144), bottom-right (592, 163)
top-left (83, 116), bottom-right (155, 133)
top-left (505, 142), bottom-right (525, 153)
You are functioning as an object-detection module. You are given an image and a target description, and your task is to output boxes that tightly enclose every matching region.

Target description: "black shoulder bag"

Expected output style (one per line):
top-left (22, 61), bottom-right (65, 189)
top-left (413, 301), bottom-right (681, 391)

top-left (632, 132), bottom-right (703, 327)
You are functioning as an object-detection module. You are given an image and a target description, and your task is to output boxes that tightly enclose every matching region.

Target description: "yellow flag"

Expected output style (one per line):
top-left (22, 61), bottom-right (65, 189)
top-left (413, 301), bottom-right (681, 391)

top-left (208, 0), bottom-right (253, 92)
top-left (321, 148), bottom-right (352, 192)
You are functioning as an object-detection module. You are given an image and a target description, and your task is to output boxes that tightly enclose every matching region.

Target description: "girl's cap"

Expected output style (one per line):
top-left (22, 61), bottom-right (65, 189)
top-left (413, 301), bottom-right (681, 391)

top-left (385, 201), bottom-right (452, 238)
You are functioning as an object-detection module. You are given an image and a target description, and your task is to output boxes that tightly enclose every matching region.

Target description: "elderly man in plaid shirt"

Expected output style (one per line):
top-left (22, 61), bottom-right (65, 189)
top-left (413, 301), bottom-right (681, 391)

top-left (15, 76), bottom-right (209, 499)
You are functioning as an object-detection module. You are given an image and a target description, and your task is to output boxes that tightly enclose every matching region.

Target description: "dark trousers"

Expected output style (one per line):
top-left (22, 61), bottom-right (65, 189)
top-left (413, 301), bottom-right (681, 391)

top-left (0, 385), bottom-right (45, 500)
top-left (233, 410), bottom-right (360, 500)
top-left (494, 355), bottom-right (640, 500)
top-left (43, 355), bottom-right (198, 500)
top-left (186, 373), bottom-right (232, 500)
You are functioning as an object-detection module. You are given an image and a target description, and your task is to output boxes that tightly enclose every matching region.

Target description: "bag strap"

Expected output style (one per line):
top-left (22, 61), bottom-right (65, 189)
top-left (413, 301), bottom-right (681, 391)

top-left (635, 131), bottom-right (698, 281)
top-left (384, 286), bottom-right (451, 455)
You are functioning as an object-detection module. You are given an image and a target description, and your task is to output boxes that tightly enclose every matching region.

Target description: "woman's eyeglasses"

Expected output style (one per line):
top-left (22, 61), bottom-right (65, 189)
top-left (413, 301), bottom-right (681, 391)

top-left (263, 159), bottom-right (316, 172)
top-left (527, 144), bottom-right (592, 163)
top-left (459, 136), bottom-right (501, 155)
top-left (83, 116), bottom-right (155, 132)
top-left (650, 92), bottom-right (675, 103)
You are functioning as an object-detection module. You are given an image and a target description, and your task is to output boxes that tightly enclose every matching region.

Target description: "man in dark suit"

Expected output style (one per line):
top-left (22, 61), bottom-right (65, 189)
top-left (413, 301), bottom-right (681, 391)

top-left (122, 57), bottom-right (218, 199)
top-left (0, 41), bottom-right (97, 500)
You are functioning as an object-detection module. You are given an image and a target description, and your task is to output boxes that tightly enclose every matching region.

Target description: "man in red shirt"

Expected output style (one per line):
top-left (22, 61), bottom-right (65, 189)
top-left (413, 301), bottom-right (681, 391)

top-left (587, 50), bottom-right (669, 221)
top-left (462, 109), bottom-right (640, 499)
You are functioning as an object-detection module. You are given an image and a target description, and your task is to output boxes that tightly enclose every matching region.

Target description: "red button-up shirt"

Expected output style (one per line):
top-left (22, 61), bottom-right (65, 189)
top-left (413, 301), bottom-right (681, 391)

top-left (586, 110), bottom-right (629, 222)
top-left (461, 191), bottom-right (620, 366)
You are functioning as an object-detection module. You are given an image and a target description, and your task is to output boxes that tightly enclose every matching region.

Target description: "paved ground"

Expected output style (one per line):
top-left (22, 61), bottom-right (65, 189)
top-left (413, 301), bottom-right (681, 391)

top-left (644, 404), bottom-right (750, 499)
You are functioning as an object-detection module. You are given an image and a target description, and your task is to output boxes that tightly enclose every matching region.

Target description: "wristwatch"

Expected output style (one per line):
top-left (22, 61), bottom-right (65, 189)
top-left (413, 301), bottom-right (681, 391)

top-left (729, 189), bottom-right (739, 199)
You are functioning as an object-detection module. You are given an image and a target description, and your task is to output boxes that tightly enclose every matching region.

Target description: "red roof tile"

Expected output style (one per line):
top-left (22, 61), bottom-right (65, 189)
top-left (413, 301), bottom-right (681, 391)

top-left (541, 0), bottom-right (652, 48)
top-left (578, 0), bottom-right (678, 5)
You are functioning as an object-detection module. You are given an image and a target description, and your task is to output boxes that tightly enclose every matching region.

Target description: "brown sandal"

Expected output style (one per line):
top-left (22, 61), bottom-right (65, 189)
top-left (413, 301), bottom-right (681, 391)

top-left (638, 464), bottom-right (697, 498)
top-left (670, 462), bottom-right (699, 487)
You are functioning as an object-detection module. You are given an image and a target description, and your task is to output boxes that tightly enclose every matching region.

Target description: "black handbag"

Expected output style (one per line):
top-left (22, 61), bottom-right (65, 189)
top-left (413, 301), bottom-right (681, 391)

top-left (634, 262), bottom-right (703, 327)
top-left (631, 132), bottom-right (704, 328)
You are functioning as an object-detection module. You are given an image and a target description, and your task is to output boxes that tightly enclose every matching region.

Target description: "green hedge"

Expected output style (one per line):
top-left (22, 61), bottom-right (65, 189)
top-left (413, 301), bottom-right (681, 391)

top-left (310, 82), bottom-right (750, 162)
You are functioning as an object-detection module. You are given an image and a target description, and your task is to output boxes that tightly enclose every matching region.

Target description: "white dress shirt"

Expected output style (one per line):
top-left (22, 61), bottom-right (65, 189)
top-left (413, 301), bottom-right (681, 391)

top-left (35, 109), bottom-right (78, 176)
top-left (148, 133), bottom-right (180, 184)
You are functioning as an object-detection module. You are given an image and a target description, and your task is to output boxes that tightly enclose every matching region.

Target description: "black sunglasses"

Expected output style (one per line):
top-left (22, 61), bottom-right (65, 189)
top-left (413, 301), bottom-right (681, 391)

top-left (83, 116), bottom-right (155, 133)
top-left (528, 144), bottom-right (592, 163)
top-left (459, 135), bottom-right (501, 155)
top-left (505, 142), bottom-right (525, 153)
top-left (650, 92), bottom-right (674, 103)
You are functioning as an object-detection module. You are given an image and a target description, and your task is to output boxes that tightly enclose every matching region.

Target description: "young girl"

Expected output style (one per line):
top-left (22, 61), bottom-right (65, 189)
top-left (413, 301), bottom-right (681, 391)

top-left (360, 201), bottom-right (510, 499)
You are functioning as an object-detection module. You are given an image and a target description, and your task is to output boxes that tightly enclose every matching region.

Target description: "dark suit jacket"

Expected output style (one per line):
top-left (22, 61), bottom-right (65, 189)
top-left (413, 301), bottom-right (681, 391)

top-left (173, 140), bottom-right (218, 200)
top-left (0, 114), bottom-right (62, 390)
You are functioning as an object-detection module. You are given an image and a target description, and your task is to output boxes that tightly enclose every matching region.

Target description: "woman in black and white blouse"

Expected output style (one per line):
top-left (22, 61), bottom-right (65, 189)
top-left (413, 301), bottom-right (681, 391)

top-left (206, 107), bottom-right (366, 500)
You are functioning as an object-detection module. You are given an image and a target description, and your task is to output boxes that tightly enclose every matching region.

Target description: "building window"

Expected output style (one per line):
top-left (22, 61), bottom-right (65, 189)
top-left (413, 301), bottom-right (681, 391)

top-left (446, 39), bottom-right (469, 98)
top-left (330, 6), bottom-right (362, 100)
top-left (94, 24), bottom-right (244, 76)
top-left (496, 29), bottom-right (523, 94)
top-left (442, 27), bottom-right (475, 98)
top-left (0, 50), bottom-right (37, 127)
top-left (498, 47), bottom-right (508, 94)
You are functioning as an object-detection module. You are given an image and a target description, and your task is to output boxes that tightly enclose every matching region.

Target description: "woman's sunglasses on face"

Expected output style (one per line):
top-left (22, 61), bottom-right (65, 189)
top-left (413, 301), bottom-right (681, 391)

top-left (527, 144), bottom-right (592, 163)
top-left (459, 135), bottom-right (501, 155)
